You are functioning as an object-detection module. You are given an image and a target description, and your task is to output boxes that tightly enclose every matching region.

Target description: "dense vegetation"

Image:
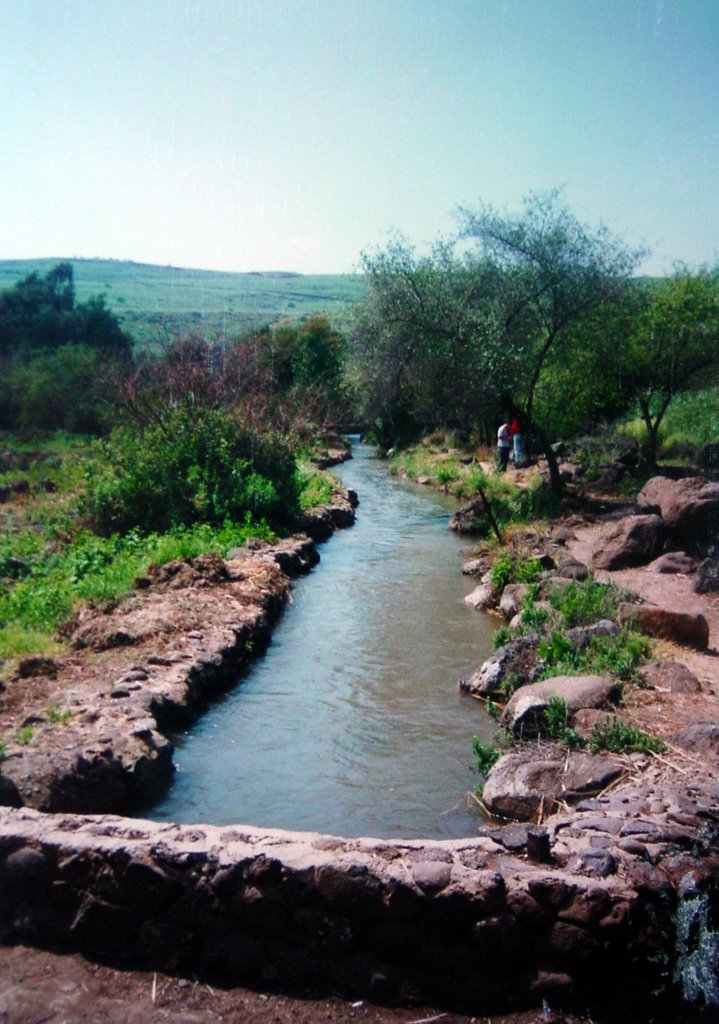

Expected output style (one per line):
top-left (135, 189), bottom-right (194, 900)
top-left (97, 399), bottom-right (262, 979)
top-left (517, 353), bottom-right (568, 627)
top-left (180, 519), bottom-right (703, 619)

top-left (348, 190), bottom-right (719, 479)
top-left (0, 266), bottom-right (351, 662)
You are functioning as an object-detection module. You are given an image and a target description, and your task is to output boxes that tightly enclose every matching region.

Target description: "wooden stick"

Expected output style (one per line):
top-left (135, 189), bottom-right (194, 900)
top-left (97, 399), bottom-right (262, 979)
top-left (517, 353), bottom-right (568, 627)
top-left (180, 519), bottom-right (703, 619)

top-left (476, 485), bottom-right (503, 543)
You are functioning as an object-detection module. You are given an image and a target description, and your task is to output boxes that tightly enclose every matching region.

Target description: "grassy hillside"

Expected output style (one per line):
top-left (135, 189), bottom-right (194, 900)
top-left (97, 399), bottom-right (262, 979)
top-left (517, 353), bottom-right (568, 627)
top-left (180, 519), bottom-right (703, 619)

top-left (0, 259), bottom-right (367, 346)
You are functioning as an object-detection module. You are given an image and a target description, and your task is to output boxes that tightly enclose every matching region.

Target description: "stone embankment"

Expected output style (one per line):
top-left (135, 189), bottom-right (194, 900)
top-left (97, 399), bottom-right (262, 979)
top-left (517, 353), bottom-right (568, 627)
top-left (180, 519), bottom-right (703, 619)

top-left (1, 776), bottom-right (717, 1017)
top-left (0, 489), bottom-right (357, 816)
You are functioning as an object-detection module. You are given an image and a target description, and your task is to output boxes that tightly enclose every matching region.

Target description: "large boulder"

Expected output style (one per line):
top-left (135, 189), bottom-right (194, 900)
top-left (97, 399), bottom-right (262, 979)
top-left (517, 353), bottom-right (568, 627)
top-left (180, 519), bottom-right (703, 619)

top-left (460, 633), bottom-right (542, 696)
top-left (499, 584), bottom-right (528, 621)
top-left (591, 514), bottom-right (664, 571)
top-left (670, 722), bottom-right (719, 757)
top-left (482, 750), bottom-right (623, 821)
top-left (647, 551), bottom-right (699, 575)
top-left (501, 675), bottom-right (621, 738)
top-left (637, 476), bottom-right (719, 551)
top-left (641, 661), bottom-right (702, 694)
top-left (695, 558), bottom-right (719, 594)
top-left (617, 602), bottom-right (709, 650)
top-left (464, 582), bottom-right (500, 611)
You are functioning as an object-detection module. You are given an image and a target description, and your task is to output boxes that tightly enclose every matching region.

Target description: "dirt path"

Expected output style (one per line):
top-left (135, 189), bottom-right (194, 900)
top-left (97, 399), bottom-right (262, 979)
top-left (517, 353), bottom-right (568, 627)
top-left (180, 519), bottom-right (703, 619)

top-left (566, 517), bottom-right (719, 738)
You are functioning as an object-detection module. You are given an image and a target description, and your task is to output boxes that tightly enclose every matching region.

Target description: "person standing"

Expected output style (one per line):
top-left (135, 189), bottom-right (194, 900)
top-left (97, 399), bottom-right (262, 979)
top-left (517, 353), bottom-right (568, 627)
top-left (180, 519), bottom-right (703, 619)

top-left (497, 422), bottom-right (512, 471)
top-left (510, 416), bottom-right (525, 465)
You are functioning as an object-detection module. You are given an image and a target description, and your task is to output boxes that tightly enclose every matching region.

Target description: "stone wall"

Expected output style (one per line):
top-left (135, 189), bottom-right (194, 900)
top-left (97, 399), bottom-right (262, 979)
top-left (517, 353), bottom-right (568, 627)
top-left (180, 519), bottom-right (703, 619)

top-left (0, 802), bottom-right (717, 1016)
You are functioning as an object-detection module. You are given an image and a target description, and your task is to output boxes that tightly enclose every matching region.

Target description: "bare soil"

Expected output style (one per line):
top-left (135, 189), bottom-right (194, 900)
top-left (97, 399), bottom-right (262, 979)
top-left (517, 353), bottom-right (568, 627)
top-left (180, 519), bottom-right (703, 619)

top-left (0, 944), bottom-right (598, 1024)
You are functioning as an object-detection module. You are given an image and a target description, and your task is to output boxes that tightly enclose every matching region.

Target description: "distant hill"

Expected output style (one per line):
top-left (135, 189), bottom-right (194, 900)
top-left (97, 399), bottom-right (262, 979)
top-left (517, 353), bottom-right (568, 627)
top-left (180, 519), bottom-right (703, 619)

top-left (0, 258), bottom-right (367, 347)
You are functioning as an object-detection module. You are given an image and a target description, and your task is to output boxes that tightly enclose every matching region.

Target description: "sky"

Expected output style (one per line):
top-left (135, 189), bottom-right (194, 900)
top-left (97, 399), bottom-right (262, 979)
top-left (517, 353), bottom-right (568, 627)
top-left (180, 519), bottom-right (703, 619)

top-left (1, 0), bottom-right (717, 276)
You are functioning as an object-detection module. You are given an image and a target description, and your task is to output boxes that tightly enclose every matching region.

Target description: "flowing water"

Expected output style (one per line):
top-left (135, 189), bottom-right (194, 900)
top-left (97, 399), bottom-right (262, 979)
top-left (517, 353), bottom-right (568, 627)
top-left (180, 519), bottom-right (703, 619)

top-left (148, 442), bottom-right (497, 839)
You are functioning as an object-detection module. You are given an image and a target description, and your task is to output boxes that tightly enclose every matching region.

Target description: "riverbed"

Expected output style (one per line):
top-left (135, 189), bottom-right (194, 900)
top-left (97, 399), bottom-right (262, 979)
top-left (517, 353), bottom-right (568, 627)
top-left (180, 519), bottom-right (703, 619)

top-left (149, 442), bottom-right (496, 838)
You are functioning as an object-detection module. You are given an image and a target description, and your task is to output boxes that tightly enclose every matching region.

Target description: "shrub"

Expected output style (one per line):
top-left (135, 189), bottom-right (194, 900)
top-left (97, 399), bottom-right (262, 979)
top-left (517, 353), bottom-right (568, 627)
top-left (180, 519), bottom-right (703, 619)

top-left (492, 625), bottom-right (513, 650)
top-left (589, 719), bottom-right (665, 755)
top-left (546, 579), bottom-right (623, 628)
top-left (538, 628), bottom-right (649, 683)
top-left (542, 696), bottom-right (585, 749)
top-left (472, 737), bottom-right (501, 777)
top-left (490, 554), bottom-right (543, 589)
top-left (82, 408), bottom-right (301, 535)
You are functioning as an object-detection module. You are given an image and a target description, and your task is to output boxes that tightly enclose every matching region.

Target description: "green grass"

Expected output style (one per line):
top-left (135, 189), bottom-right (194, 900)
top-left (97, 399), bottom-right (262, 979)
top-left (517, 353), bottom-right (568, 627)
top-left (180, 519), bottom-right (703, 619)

top-left (297, 464), bottom-right (343, 510)
top-left (0, 428), bottom-right (341, 662)
top-left (538, 629), bottom-right (650, 683)
top-left (490, 554), bottom-right (544, 589)
top-left (0, 259), bottom-right (367, 347)
top-left (589, 718), bottom-right (665, 755)
top-left (472, 736), bottom-right (501, 777)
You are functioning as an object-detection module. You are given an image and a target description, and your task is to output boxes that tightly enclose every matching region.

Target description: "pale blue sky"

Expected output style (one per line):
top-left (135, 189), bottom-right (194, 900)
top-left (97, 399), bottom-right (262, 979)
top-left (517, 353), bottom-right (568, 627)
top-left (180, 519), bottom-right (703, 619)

top-left (2, 0), bottom-right (717, 274)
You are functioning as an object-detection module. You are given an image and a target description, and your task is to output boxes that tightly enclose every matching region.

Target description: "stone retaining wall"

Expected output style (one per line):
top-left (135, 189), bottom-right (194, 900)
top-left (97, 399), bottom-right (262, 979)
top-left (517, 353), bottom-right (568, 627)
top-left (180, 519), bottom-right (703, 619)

top-left (0, 790), bottom-right (717, 1017)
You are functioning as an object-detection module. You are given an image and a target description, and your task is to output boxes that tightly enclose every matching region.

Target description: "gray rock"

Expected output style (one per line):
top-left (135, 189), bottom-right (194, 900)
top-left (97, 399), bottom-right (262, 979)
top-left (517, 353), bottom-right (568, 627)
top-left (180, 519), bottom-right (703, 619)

top-left (670, 722), bottom-right (719, 757)
top-left (617, 602), bottom-right (710, 650)
top-left (591, 514), bottom-right (664, 571)
top-left (564, 620), bottom-right (619, 650)
top-left (555, 556), bottom-right (590, 581)
top-left (460, 633), bottom-right (542, 696)
top-left (641, 661), bottom-right (702, 694)
top-left (637, 475), bottom-right (719, 550)
top-left (501, 675), bottom-right (621, 738)
top-left (499, 584), bottom-right (528, 621)
top-left (464, 582), bottom-right (499, 611)
top-left (695, 558), bottom-right (719, 594)
top-left (482, 754), bottom-right (564, 821)
top-left (647, 551), bottom-right (699, 575)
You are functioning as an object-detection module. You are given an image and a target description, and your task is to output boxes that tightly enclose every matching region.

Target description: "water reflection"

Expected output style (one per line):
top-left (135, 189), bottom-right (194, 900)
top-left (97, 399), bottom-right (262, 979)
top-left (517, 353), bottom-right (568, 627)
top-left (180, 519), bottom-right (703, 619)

top-left (148, 442), bottom-right (497, 838)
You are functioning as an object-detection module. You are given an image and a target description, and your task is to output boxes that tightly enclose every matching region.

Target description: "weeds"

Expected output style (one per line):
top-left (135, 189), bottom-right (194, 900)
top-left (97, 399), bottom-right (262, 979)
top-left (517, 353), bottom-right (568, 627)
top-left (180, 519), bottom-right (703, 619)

top-left (46, 704), bottom-right (72, 726)
top-left (17, 726), bottom-right (34, 745)
top-left (589, 719), bottom-right (665, 755)
top-left (538, 628), bottom-right (650, 683)
top-left (490, 554), bottom-right (543, 590)
top-left (546, 579), bottom-right (623, 628)
top-left (472, 736), bottom-right (501, 777)
top-left (542, 696), bottom-right (585, 748)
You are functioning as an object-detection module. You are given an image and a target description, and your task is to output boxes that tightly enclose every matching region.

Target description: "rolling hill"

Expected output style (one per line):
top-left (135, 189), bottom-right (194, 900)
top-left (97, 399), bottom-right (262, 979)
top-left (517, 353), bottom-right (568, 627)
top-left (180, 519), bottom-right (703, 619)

top-left (0, 258), bottom-right (367, 346)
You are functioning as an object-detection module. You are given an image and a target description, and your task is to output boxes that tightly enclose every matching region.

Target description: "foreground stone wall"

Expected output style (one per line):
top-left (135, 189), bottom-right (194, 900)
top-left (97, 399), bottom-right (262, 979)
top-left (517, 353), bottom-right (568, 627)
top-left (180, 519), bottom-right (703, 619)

top-left (0, 797), bottom-right (717, 1016)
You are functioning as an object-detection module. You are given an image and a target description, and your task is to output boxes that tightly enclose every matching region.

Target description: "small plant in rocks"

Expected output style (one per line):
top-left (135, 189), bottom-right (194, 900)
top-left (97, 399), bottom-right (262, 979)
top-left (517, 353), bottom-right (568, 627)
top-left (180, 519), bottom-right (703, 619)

top-left (542, 696), bottom-right (586, 749)
top-left (589, 718), bottom-right (665, 755)
top-left (472, 736), bottom-right (501, 778)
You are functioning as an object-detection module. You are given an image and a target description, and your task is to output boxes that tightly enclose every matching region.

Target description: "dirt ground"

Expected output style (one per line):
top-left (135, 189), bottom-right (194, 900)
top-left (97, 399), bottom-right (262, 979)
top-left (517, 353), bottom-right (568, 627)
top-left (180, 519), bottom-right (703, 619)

top-left (566, 515), bottom-right (719, 738)
top-left (0, 943), bottom-right (605, 1024)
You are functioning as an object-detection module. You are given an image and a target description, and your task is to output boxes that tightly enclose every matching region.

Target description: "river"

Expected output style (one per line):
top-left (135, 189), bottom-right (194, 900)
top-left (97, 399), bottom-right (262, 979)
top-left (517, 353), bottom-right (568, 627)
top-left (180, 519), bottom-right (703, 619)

top-left (148, 441), bottom-right (497, 838)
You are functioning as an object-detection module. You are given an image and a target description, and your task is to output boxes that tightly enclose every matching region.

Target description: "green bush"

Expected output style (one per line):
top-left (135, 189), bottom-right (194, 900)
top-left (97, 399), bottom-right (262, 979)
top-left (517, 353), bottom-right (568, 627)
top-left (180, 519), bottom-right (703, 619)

top-left (538, 628), bottom-right (650, 683)
top-left (490, 554), bottom-right (544, 589)
top-left (82, 409), bottom-right (300, 535)
top-left (589, 719), bottom-right (665, 755)
top-left (472, 737), bottom-right (501, 777)
top-left (546, 579), bottom-right (623, 628)
top-left (542, 696), bottom-right (585, 749)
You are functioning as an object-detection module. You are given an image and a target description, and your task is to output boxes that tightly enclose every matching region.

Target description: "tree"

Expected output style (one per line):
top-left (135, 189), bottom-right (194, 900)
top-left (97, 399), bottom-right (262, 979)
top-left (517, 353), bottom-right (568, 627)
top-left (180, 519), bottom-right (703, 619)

top-left (349, 235), bottom-right (500, 447)
top-left (613, 267), bottom-right (719, 468)
top-left (0, 262), bottom-right (131, 359)
top-left (457, 190), bottom-right (641, 492)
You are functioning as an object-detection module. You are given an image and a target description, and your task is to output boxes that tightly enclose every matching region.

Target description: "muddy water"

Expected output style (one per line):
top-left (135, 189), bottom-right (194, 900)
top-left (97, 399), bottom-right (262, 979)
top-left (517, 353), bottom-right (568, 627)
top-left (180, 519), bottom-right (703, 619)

top-left (149, 442), bottom-right (497, 838)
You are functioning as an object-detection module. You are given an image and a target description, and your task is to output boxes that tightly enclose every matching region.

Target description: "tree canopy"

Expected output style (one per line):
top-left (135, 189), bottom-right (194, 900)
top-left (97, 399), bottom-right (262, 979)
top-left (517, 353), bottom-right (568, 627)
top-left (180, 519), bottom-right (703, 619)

top-left (0, 262), bottom-right (132, 359)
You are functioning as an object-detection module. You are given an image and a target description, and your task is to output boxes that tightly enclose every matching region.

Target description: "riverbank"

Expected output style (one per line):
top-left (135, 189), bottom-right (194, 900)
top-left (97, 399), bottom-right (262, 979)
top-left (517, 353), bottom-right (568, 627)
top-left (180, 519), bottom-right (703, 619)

top-left (0, 482), bottom-right (357, 814)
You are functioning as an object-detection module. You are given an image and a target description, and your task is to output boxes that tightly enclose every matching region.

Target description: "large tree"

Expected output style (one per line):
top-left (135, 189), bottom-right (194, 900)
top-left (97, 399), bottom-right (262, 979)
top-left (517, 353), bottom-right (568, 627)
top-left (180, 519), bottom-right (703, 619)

top-left (349, 235), bottom-right (501, 447)
top-left (457, 190), bottom-right (641, 491)
top-left (613, 267), bottom-right (719, 468)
